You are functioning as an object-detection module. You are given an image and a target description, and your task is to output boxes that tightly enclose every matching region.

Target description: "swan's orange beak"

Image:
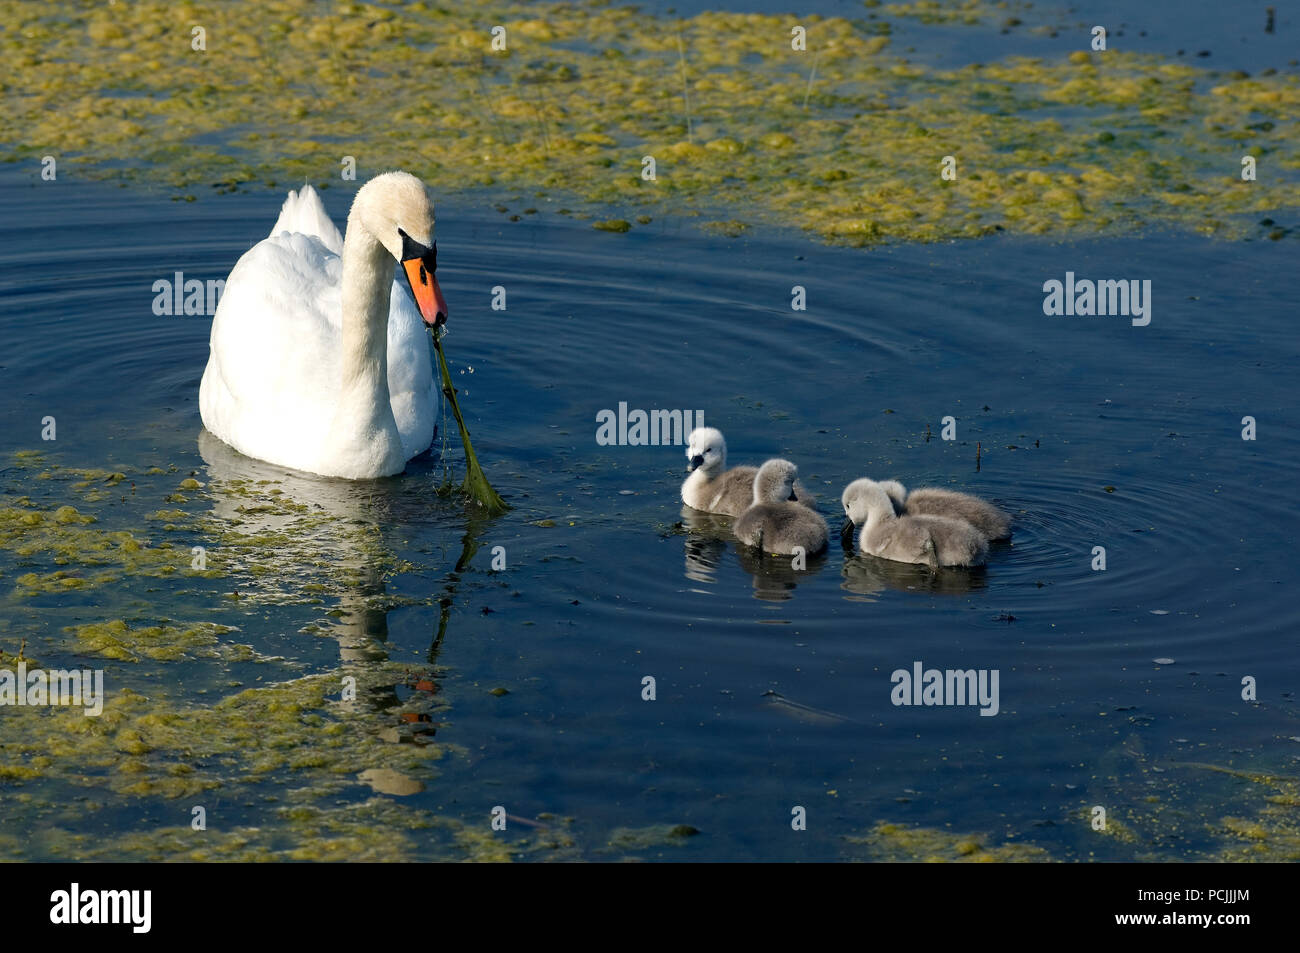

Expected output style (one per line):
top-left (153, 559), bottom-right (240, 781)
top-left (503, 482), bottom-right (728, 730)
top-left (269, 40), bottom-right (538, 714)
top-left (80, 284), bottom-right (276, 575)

top-left (402, 257), bottom-right (448, 327)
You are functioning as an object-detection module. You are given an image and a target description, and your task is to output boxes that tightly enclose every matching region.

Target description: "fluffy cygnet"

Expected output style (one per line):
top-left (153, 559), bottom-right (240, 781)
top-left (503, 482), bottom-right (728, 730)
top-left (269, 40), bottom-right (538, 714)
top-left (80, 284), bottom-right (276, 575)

top-left (735, 459), bottom-right (829, 556)
top-left (880, 480), bottom-right (1011, 541)
top-left (842, 478), bottom-right (987, 568)
top-left (680, 427), bottom-right (813, 516)
top-left (680, 427), bottom-right (759, 517)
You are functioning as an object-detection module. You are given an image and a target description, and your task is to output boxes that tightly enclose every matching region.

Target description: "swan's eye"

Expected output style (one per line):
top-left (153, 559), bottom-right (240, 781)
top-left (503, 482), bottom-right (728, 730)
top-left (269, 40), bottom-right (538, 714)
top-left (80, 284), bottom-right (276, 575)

top-left (400, 238), bottom-right (449, 327)
top-left (399, 231), bottom-right (437, 275)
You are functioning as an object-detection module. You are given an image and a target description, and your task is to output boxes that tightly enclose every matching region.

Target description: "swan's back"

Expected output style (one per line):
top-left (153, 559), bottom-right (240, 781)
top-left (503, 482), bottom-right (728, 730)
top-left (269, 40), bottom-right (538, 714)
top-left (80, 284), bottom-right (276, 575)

top-left (736, 502), bottom-right (829, 555)
top-left (682, 464), bottom-right (757, 517)
top-left (904, 488), bottom-right (1011, 541)
top-left (910, 513), bottom-right (988, 566)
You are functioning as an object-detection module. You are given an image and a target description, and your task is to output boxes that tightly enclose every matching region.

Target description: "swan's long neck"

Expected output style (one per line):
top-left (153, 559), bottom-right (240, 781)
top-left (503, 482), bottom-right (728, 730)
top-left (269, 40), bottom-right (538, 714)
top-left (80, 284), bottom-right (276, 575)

top-left (339, 213), bottom-right (395, 403)
top-left (315, 209), bottom-right (405, 478)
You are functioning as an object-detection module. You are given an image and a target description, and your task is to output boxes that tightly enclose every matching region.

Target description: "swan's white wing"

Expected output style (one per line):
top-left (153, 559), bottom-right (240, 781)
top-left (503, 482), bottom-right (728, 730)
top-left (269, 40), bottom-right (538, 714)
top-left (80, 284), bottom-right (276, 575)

top-left (386, 280), bottom-right (438, 459)
top-left (199, 231), bottom-right (342, 470)
top-left (269, 184), bottom-right (344, 255)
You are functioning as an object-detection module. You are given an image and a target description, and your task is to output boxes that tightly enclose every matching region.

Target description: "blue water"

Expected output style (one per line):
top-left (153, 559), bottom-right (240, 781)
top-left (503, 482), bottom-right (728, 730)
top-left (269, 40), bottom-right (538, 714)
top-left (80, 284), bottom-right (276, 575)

top-left (1, 161), bottom-right (1298, 860)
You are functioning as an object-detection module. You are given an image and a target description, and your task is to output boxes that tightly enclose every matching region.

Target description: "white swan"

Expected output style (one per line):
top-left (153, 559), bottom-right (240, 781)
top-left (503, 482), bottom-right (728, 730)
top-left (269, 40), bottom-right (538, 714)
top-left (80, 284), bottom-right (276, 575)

top-left (199, 172), bottom-right (447, 479)
top-left (879, 479), bottom-right (1011, 541)
top-left (735, 459), bottom-right (829, 556)
top-left (681, 427), bottom-right (811, 517)
top-left (842, 478), bottom-right (987, 568)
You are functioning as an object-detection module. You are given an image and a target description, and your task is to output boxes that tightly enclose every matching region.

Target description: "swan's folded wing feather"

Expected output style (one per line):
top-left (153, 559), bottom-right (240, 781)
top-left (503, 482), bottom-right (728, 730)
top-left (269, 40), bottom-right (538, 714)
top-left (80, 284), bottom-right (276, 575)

top-left (269, 184), bottom-right (344, 256)
top-left (200, 232), bottom-right (341, 468)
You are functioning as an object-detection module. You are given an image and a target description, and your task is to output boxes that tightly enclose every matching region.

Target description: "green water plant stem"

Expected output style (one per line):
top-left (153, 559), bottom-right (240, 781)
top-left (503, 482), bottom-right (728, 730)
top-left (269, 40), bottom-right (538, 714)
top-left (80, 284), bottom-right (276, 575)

top-left (432, 331), bottom-right (507, 515)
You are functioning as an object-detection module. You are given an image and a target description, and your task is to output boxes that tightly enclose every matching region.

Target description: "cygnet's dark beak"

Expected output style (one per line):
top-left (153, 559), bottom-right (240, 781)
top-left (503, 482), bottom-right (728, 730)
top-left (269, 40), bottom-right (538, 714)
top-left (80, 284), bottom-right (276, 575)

top-left (839, 519), bottom-right (855, 542)
top-left (787, 491), bottom-right (798, 501)
top-left (688, 455), bottom-right (704, 472)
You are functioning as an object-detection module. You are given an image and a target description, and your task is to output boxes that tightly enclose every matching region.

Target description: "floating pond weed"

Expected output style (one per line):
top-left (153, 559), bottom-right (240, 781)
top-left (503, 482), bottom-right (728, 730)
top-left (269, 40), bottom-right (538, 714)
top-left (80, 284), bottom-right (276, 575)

top-left (847, 822), bottom-right (1052, 862)
top-left (1, 2), bottom-right (1295, 243)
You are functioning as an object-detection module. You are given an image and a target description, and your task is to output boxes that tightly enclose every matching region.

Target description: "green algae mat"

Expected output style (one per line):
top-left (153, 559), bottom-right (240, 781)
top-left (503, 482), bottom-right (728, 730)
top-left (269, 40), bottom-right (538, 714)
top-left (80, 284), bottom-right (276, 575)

top-left (2, 0), bottom-right (1296, 244)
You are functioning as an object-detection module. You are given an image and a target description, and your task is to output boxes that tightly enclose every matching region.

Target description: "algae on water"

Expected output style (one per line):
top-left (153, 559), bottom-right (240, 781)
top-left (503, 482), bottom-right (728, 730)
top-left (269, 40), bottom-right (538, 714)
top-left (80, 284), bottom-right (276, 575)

top-left (847, 822), bottom-right (1052, 862)
top-left (0, 1), bottom-right (1295, 244)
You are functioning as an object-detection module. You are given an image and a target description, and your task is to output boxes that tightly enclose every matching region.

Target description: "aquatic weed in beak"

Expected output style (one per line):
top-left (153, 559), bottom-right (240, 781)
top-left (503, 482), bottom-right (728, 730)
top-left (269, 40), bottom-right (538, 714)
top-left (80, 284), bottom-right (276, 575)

top-left (397, 229), bottom-right (503, 511)
top-left (431, 328), bottom-right (507, 515)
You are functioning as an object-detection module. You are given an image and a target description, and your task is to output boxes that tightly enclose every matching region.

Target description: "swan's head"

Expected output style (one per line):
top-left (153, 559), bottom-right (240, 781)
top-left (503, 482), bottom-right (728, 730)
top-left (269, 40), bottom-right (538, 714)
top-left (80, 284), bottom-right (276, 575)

top-left (352, 171), bottom-right (448, 327)
top-left (879, 479), bottom-right (908, 515)
top-left (754, 458), bottom-right (799, 505)
top-left (685, 427), bottom-right (727, 475)
top-left (841, 478), bottom-right (893, 531)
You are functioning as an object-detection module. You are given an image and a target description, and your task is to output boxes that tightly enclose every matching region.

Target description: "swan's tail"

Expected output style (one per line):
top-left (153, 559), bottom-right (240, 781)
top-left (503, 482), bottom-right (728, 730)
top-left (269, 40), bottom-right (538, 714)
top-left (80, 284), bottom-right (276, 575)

top-left (269, 184), bottom-right (344, 255)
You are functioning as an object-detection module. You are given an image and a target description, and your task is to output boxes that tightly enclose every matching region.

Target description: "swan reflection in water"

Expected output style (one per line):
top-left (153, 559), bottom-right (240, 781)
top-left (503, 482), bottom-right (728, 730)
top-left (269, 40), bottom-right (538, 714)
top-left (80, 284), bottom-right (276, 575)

top-left (680, 504), bottom-right (986, 600)
top-left (199, 428), bottom-right (402, 661)
top-left (679, 505), bottom-right (828, 601)
top-left (197, 431), bottom-right (485, 727)
top-left (840, 550), bottom-right (988, 599)
top-left (679, 506), bottom-right (732, 586)
top-left (734, 540), bottom-right (829, 601)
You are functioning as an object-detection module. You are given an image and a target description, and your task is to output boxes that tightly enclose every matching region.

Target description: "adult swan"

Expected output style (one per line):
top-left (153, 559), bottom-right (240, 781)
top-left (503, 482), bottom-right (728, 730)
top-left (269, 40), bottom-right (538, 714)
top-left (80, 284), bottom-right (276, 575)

top-left (199, 171), bottom-right (448, 479)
